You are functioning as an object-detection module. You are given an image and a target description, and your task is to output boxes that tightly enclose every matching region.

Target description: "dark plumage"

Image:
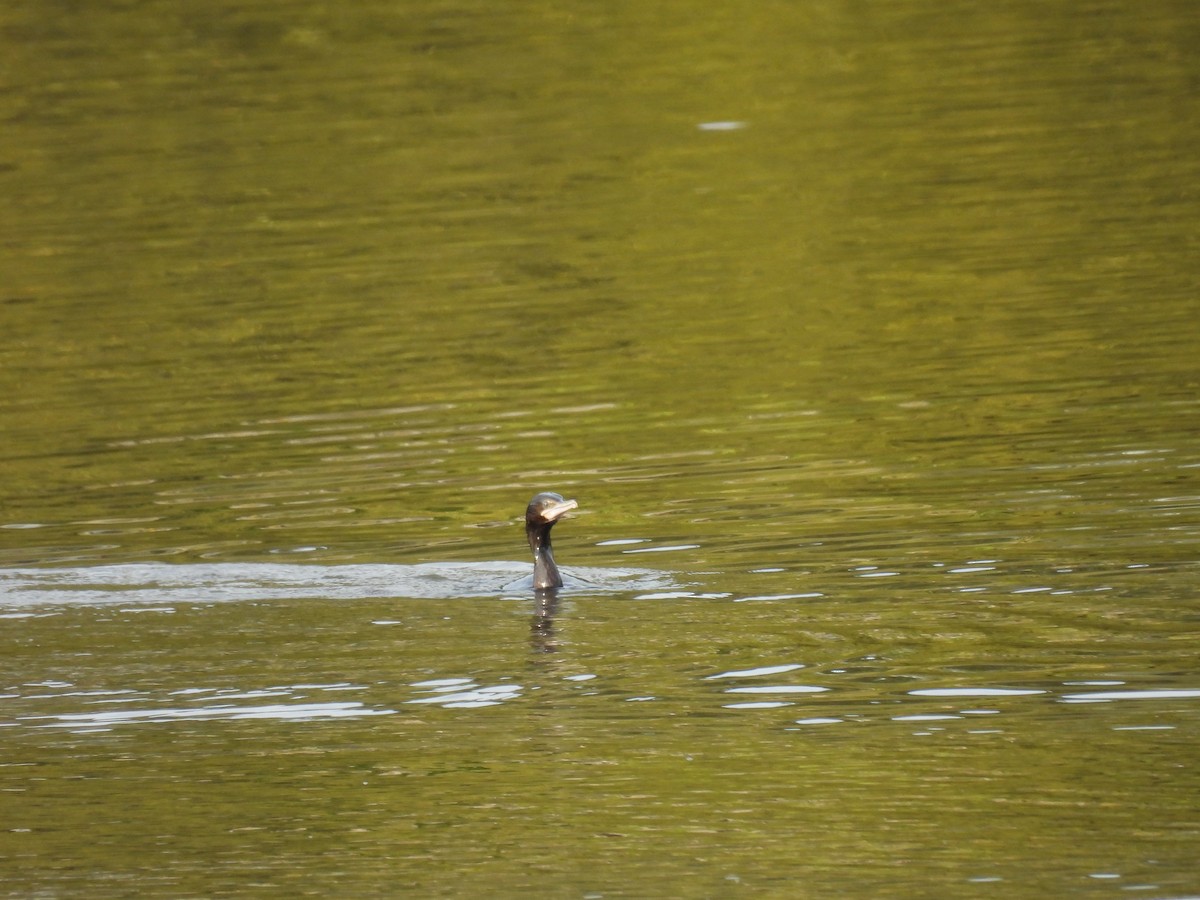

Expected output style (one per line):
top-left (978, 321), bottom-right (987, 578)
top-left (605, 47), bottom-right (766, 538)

top-left (525, 492), bottom-right (578, 590)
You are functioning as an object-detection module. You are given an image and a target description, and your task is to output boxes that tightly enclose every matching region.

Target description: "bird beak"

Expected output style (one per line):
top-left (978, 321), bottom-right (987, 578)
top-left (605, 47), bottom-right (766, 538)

top-left (542, 498), bottom-right (578, 521)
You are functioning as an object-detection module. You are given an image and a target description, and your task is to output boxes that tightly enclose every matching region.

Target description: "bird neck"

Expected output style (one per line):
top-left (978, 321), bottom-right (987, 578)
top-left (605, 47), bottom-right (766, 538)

top-left (528, 525), bottom-right (562, 590)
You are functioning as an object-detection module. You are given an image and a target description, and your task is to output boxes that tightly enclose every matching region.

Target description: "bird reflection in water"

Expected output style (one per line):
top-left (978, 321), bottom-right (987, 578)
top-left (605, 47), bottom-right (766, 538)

top-left (530, 587), bottom-right (561, 653)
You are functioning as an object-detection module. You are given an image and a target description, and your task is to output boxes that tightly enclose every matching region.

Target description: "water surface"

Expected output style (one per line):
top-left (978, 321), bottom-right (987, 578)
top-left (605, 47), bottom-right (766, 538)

top-left (2, 0), bottom-right (1199, 896)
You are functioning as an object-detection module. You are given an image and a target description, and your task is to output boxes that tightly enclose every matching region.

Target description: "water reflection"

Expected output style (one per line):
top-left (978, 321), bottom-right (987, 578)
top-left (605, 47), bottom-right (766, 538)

top-left (405, 678), bottom-right (523, 709)
top-left (9, 665), bottom-right (1198, 736)
top-left (15, 681), bottom-right (396, 732)
top-left (529, 587), bottom-right (561, 654)
top-left (35, 700), bottom-right (393, 731)
top-left (1062, 688), bottom-right (1200, 703)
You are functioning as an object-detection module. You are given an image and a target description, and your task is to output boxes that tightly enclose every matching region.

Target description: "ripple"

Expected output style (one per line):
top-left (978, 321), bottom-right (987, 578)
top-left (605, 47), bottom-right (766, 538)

top-left (1061, 688), bottom-right (1200, 703)
top-left (0, 561), bottom-right (675, 605)
top-left (621, 544), bottom-right (701, 554)
top-left (706, 664), bottom-right (805, 680)
top-left (634, 591), bottom-right (732, 600)
top-left (733, 592), bottom-right (823, 602)
top-left (406, 681), bottom-right (523, 709)
top-left (723, 701), bottom-right (793, 709)
top-left (26, 701), bottom-right (395, 731)
top-left (902, 696), bottom-right (1046, 700)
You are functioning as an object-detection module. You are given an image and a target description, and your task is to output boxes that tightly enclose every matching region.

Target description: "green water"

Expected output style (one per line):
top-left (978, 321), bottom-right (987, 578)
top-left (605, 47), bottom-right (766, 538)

top-left (2, 1), bottom-right (1199, 896)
